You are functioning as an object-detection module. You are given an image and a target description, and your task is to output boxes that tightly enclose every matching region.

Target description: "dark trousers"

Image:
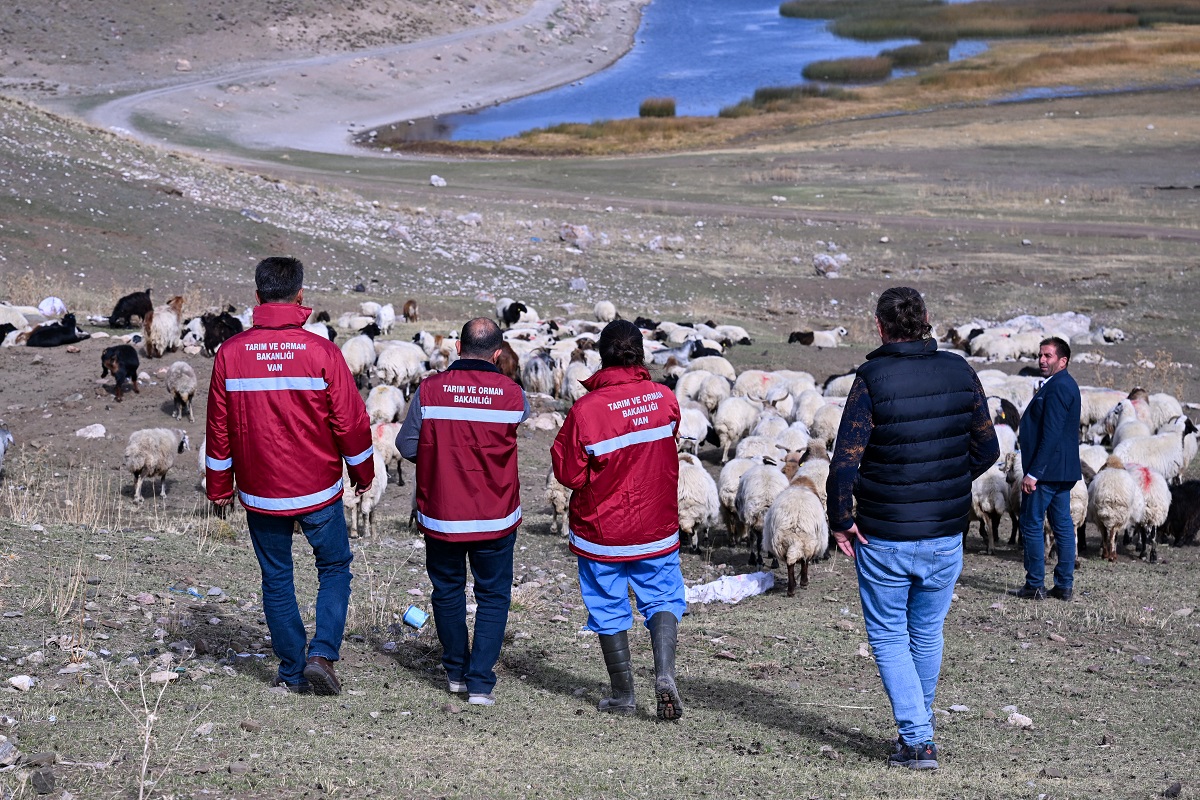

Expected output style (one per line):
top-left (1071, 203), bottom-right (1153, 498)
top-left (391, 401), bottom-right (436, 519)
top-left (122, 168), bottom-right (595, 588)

top-left (425, 532), bottom-right (515, 695)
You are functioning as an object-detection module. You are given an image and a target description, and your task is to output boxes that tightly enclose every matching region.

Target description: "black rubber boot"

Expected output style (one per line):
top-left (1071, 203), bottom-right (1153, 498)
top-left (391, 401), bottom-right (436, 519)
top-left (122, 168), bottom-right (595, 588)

top-left (597, 631), bottom-right (637, 715)
top-left (648, 612), bottom-right (683, 721)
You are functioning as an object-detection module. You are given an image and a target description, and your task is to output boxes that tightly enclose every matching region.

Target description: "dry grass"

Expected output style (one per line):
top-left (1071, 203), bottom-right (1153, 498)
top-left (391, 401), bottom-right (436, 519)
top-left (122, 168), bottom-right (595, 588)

top-left (881, 41), bottom-right (951, 67)
top-left (803, 56), bottom-right (894, 82)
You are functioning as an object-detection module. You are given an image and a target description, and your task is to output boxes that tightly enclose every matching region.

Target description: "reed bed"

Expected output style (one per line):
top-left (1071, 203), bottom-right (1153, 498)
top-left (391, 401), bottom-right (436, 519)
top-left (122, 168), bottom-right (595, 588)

top-left (639, 97), bottom-right (677, 118)
top-left (802, 56), bottom-right (894, 82)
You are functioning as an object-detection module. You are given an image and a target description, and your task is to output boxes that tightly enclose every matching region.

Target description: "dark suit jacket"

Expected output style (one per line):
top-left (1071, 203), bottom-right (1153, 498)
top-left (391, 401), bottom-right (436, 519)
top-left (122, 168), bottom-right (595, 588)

top-left (1018, 369), bottom-right (1082, 482)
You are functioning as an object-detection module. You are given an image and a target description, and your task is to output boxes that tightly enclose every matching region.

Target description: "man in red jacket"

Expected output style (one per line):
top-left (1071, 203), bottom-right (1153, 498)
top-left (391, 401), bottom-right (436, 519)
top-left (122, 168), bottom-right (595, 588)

top-left (551, 320), bottom-right (685, 721)
top-left (397, 317), bottom-right (529, 706)
top-left (206, 256), bottom-right (374, 696)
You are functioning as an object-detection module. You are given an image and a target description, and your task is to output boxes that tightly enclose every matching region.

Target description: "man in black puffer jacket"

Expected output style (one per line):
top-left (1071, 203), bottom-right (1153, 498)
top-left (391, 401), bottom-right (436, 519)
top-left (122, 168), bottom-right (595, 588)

top-left (827, 287), bottom-right (999, 772)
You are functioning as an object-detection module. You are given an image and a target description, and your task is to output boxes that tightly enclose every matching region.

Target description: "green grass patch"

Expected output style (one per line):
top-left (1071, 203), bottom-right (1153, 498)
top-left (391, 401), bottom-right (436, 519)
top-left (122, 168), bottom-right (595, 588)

top-left (639, 97), bottom-right (677, 118)
top-left (802, 56), bottom-right (894, 82)
top-left (880, 41), bottom-right (952, 67)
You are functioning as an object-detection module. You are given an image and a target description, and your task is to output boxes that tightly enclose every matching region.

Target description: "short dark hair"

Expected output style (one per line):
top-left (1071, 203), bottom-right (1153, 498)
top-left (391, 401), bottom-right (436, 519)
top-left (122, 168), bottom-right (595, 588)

top-left (255, 257), bottom-right (304, 303)
top-left (459, 317), bottom-right (502, 358)
top-left (876, 286), bottom-right (931, 342)
top-left (1041, 336), bottom-right (1071, 361)
top-left (598, 320), bottom-right (644, 368)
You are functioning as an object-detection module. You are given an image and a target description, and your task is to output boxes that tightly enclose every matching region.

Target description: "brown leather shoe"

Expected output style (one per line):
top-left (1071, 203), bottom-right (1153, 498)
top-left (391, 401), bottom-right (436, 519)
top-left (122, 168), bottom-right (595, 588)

top-left (302, 656), bottom-right (341, 696)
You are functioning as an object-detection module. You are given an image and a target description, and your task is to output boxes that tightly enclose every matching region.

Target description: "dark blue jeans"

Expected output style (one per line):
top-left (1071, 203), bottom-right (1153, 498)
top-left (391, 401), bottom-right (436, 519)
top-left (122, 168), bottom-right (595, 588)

top-left (247, 502), bottom-right (353, 685)
top-left (1019, 480), bottom-right (1076, 591)
top-left (425, 532), bottom-right (515, 695)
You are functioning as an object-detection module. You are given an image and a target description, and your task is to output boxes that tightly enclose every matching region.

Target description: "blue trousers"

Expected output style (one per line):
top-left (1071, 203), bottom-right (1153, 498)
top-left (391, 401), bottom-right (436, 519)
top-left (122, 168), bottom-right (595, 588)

top-left (1019, 481), bottom-right (1076, 591)
top-left (577, 550), bottom-right (687, 635)
top-left (246, 502), bottom-right (353, 686)
top-left (855, 534), bottom-right (962, 746)
top-left (425, 532), bottom-right (515, 695)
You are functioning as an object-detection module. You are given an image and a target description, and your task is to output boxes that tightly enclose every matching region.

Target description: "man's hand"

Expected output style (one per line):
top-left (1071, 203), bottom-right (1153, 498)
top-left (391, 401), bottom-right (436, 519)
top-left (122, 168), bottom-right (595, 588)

top-left (1021, 475), bottom-right (1038, 495)
top-left (212, 496), bottom-right (234, 507)
top-left (832, 524), bottom-right (867, 560)
top-left (355, 480), bottom-right (373, 497)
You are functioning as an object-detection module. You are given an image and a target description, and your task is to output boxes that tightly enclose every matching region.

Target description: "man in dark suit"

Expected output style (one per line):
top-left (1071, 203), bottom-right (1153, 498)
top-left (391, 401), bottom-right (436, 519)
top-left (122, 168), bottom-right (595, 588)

top-left (1010, 336), bottom-right (1082, 601)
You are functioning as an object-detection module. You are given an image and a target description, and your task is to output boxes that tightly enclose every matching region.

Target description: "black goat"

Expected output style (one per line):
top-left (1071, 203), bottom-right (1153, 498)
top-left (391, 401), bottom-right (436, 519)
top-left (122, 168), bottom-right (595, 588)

top-left (27, 314), bottom-right (89, 348)
top-left (201, 311), bottom-right (244, 355)
top-left (1165, 481), bottom-right (1200, 546)
top-left (633, 316), bottom-right (660, 330)
top-left (101, 344), bottom-right (140, 402)
top-left (109, 289), bottom-right (152, 328)
top-left (499, 301), bottom-right (527, 329)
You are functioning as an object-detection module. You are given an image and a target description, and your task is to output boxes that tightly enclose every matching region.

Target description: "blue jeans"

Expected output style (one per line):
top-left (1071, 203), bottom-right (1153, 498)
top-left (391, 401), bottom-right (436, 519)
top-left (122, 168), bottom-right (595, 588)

top-left (425, 532), bottom-right (515, 695)
top-left (577, 550), bottom-right (687, 635)
top-left (1019, 481), bottom-right (1076, 591)
top-left (855, 533), bottom-right (962, 745)
top-left (246, 502), bottom-right (353, 685)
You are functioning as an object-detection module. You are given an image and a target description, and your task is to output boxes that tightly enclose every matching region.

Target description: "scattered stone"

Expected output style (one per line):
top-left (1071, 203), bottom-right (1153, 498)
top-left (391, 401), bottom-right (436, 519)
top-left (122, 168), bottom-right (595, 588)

top-left (1007, 712), bottom-right (1034, 730)
top-left (1174, 607), bottom-right (1193, 617)
top-left (856, 642), bottom-right (871, 658)
top-left (57, 663), bottom-right (86, 675)
top-left (880, 235), bottom-right (890, 243)
top-left (441, 703), bottom-right (461, 714)
top-left (1164, 781), bottom-right (1182, 798)
top-left (1100, 733), bottom-right (1114, 746)
top-left (568, 277), bottom-right (588, 292)
top-left (1086, 664), bottom-right (1103, 673)
top-left (949, 704), bottom-right (970, 713)
top-left (208, 587), bottom-right (224, 597)
top-left (24, 752), bottom-right (56, 767)
top-left (457, 213), bottom-right (482, 226)
top-left (227, 762), bottom-right (250, 776)
top-left (1049, 633), bottom-right (1067, 643)
top-left (0, 741), bottom-right (19, 766)
top-left (989, 602), bottom-right (1005, 610)
top-left (835, 620), bottom-right (854, 631)
top-left (819, 745), bottom-right (840, 760)
top-left (559, 223), bottom-right (593, 250)
top-left (195, 722), bottom-right (214, 737)
top-left (183, 345), bottom-right (202, 355)
top-left (149, 671), bottom-right (178, 684)
top-left (715, 651), bottom-right (739, 661)
top-left (8, 675), bottom-right (34, 691)
top-left (429, 175), bottom-right (447, 187)
top-left (1001, 704), bottom-right (1019, 713)
top-left (176, 59), bottom-right (192, 72)
top-left (2, 611), bottom-right (21, 618)
top-left (1133, 654), bottom-right (1152, 666)
top-left (239, 719), bottom-right (262, 733)
top-left (75, 424), bottom-right (106, 439)
top-left (135, 593), bottom-right (156, 605)
top-left (549, 615), bottom-right (569, 623)
top-left (30, 767), bottom-right (55, 795)
top-left (1040, 767), bottom-right (1065, 779)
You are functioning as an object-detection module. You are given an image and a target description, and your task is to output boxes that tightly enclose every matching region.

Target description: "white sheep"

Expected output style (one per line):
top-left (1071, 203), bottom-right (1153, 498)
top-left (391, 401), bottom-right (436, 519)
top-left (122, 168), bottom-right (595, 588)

top-left (593, 301), bottom-right (618, 323)
top-left (810, 403), bottom-right (844, 450)
top-left (994, 423), bottom-right (1017, 456)
top-left (674, 370), bottom-right (713, 406)
top-left (0, 425), bottom-right (13, 479)
top-left (360, 301), bottom-right (382, 317)
top-left (697, 374), bottom-right (732, 414)
top-left (751, 412), bottom-right (789, 440)
top-left (763, 475), bottom-right (829, 595)
top-left (372, 342), bottom-right (428, 398)
top-left (1112, 418), bottom-right (1152, 449)
top-left (970, 459), bottom-right (1009, 555)
top-left (794, 326), bottom-right (848, 349)
top-left (733, 370), bottom-right (782, 402)
top-left (714, 396), bottom-right (762, 463)
top-left (735, 435), bottom-right (787, 462)
top-left (143, 296), bottom-right (184, 359)
top-left (337, 312), bottom-right (376, 332)
top-left (794, 440), bottom-right (830, 508)
top-left (1088, 455), bottom-right (1145, 562)
top-left (164, 361), bottom-right (197, 422)
top-left (1124, 463), bottom-right (1170, 562)
top-left (735, 459), bottom-right (790, 566)
top-left (1079, 444), bottom-right (1109, 480)
top-left (717, 456), bottom-right (758, 544)
top-left (791, 389), bottom-right (827, 427)
top-left (678, 453), bottom-right (720, 551)
top-left (341, 332), bottom-right (378, 389)
top-left (677, 406), bottom-right (711, 456)
top-left (366, 385), bottom-right (407, 424)
top-left (371, 422), bottom-right (405, 487)
top-left (521, 350), bottom-right (556, 396)
top-left (1113, 416), bottom-right (1199, 485)
top-left (124, 428), bottom-right (190, 503)
top-left (1079, 387), bottom-right (1128, 434)
top-left (376, 303), bottom-right (396, 335)
top-left (546, 466), bottom-right (570, 536)
top-left (560, 357), bottom-right (596, 406)
top-left (342, 451), bottom-right (387, 538)
top-left (775, 422), bottom-right (811, 456)
top-left (713, 324), bottom-right (753, 346)
top-left (686, 355), bottom-right (737, 382)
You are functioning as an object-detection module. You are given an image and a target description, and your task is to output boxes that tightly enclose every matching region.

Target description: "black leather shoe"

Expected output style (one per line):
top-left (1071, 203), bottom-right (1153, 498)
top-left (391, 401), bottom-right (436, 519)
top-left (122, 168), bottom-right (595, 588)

top-left (303, 656), bottom-right (342, 696)
top-left (1048, 586), bottom-right (1073, 601)
top-left (1007, 585), bottom-right (1046, 600)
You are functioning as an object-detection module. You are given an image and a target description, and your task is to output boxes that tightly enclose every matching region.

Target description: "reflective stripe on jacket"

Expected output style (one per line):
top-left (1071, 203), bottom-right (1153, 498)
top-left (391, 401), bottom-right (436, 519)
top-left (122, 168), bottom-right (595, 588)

top-left (205, 303), bottom-right (374, 516)
top-left (551, 365), bottom-right (681, 563)
top-left (413, 365), bottom-right (526, 542)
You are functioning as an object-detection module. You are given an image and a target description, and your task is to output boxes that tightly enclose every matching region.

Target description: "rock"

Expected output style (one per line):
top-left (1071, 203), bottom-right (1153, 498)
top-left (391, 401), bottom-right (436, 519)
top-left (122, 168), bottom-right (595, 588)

top-left (2, 611), bottom-right (21, 618)
top-left (1086, 664), bottom-right (1103, 673)
top-left (195, 722), bottom-right (214, 736)
top-left (559, 223), bottom-right (593, 250)
top-left (1021, 239), bottom-right (1033, 246)
top-left (949, 704), bottom-right (970, 713)
top-left (715, 651), bottom-right (739, 661)
top-left (880, 236), bottom-right (890, 243)
top-left (856, 642), bottom-right (871, 658)
top-left (57, 663), bottom-right (86, 674)
top-left (457, 213), bottom-right (482, 227)
top-left (0, 741), bottom-right (19, 766)
top-left (135, 592), bottom-right (156, 605)
top-left (1001, 704), bottom-right (1019, 713)
top-left (207, 587), bottom-right (224, 597)
top-left (568, 277), bottom-right (588, 292)
top-left (441, 703), bottom-right (461, 714)
top-left (227, 762), bottom-right (251, 776)
top-left (75, 424), bottom-right (106, 439)
top-left (1007, 712), bottom-right (1034, 729)
top-left (1164, 781), bottom-right (1181, 798)
top-left (549, 615), bottom-right (569, 623)
top-left (65, 345), bottom-right (80, 354)
top-left (1040, 767), bottom-right (1065, 779)
top-left (8, 675), bottom-right (34, 691)
top-left (183, 345), bottom-right (202, 355)
top-left (1048, 633), bottom-right (1067, 643)
top-left (813, 253), bottom-right (840, 276)
top-left (176, 59), bottom-right (192, 72)
top-left (149, 671), bottom-right (178, 684)
top-left (24, 752), bottom-right (56, 767)
top-left (1133, 654), bottom-right (1152, 666)
top-left (239, 719), bottom-right (262, 733)
top-left (1100, 733), bottom-right (1114, 746)
top-left (819, 745), bottom-right (840, 760)
top-left (30, 767), bottom-right (55, 795)
top-left (429, 175), bottom-right (447, 187)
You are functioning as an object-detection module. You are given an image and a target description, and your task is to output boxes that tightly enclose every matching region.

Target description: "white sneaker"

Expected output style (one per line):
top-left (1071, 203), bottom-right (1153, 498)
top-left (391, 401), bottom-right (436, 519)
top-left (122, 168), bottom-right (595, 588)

top-left (447, 679), bottom-right (467, 694)
top-left (468, 693), bottom-right (495, 706)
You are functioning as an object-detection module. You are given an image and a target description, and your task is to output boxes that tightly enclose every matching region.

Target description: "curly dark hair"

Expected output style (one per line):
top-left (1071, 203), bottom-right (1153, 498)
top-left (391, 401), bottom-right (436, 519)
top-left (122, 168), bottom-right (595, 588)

top-left (876, 286), bottom-right (932, 342)
top-left (598, 320), bottom-right (644, 368)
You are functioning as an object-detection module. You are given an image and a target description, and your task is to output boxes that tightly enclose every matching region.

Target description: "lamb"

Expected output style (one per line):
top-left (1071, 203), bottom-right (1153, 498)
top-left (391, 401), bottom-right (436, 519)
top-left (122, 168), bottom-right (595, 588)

top-left (366, 385), bottom-right (406, 424)
top-left (376, 303), bottom-right (396, 335)
top-left (1112, 416), bottom-right (1199, 485)
top-left (735, 459), bottom-right (790, 566)
top-left (0, 426), bottom-right (12, 480)
top-left (788, 326), bottom-right (848, 349)
top-left (496, 298), bottom-right (537, 328)
top-left (546, 467), bottom-right (571, 536)
top-left (402, 299), bottom-right (419, 323)
top-left (101, 344), bottom-right (140, 402)
top-left (521, 350), bottom-right (556, 396)
top-left (677, 406), bottom-right (712, 456)
top-left (165, 361), bottom-right (198, 422)
top-left (594, 300), bottom-right (618, 323)
top-left (340, 323), bottom-right (380, 390)
top-left (717, 456), bottom-right (759, 544)
top-left (373, 342), bottom-right (428, 398)
top-left (714, 396), bottom-right (762, 462)
top-left (109, 288), bottom-right (152, 328)
top-left (678, 453), bottom-right (720, 551)
top-left (372, 422), bottom-right (405, 486)
top-left (1124, 463), bottom-right (1170, 562)
top-left (143, 296), bottom-right (185, 358)
top-left (970, 458), bottom-right (1009, 555)
top-left (1087, 455), bottom-right (1145, 562)
top-left (124, 428), bottom-right (190, 503)
top-left (342, 451), bottom-right (387, 538)
top-left (763, 476), bottom-right (829, 595)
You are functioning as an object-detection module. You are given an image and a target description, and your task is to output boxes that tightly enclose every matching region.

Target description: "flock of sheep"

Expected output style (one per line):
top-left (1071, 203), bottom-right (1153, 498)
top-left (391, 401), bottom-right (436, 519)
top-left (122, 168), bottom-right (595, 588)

top-left (1, 292), bottom-right (1197, 593)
